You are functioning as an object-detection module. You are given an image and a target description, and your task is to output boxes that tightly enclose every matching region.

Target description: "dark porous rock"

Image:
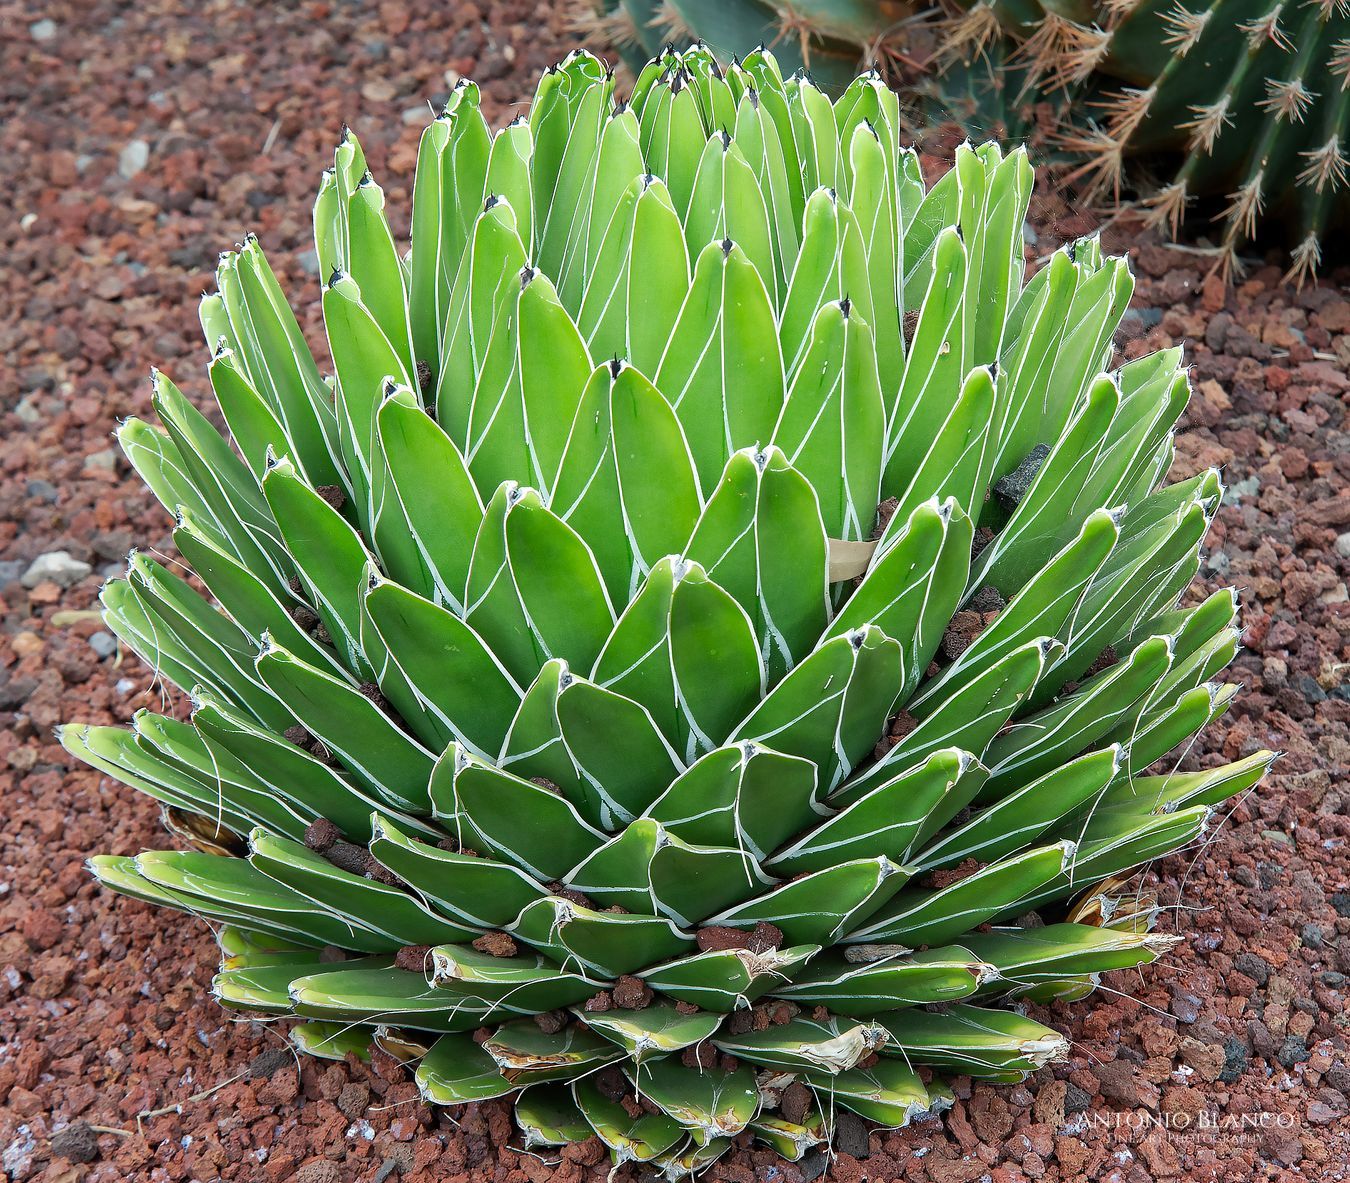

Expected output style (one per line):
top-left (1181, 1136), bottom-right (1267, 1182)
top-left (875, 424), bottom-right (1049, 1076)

top-left (1093, 1060), bottom-right (1154, 1108)
top-left (779, 1081), bottom-right (813, 1126)
top-left (247, 1046), bottom-right (294, 1080)
top-left (696, 925), bottom-right (756, 952)
top-left (835, 1110), bottom-right (871, 1159)
top-left (1233, 951), bottom-right (1271, 986)
top-left (799, 1149), bottom-right (830, 1182)
top-left (744, 921), bottom-right (784, 953)
top-left (470, 931), bottom-right (518, 958)
top-left (611, 974), bottom-right (654, 1010)
top-left (315, 483), bottom-right (347, 510)
top-left (533, 1008), bottom-right (568, 1034)
top-left (966, 584), bottom-right (1006, 614)
top-left (50, 1121), bottom-right (100, 1164)
top-left (394, 944), bottom-right (432, 972)
top-left (1220, 1036), bottom-right (1251, 1083)
top-left (303, 816), bottom-right (342, 852)
top-left (993, 442), bottom-right (1051, 511)
top-left (1064, 1082), bottom-right (1093, 1114)
top-left (1277, 1037), bottom-right (1309, 1068)
top-left (323, 840), bottom-right (369, 876)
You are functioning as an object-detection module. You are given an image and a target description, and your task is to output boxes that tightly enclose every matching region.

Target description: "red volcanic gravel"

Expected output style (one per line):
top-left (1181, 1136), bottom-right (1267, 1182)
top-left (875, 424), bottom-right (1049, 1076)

top-left (1, 2), bottom-right (1348, 1181)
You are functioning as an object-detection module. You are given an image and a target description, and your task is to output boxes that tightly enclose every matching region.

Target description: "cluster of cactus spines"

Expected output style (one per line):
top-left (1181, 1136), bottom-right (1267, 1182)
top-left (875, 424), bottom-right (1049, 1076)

top-left (945, 0), bottom-right (1350, 282)
top-left (71, 46), bottom-right (1274, 1174)
top-left (578, 0), bottom-right (1350, 280)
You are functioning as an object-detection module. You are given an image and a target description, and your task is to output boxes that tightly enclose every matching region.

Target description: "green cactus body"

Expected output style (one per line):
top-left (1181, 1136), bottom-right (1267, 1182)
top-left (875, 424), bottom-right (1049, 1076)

top-left (72, 48), bottom-right (1271, 1173)
top-left (939, 0), bottom-right (1350, 278)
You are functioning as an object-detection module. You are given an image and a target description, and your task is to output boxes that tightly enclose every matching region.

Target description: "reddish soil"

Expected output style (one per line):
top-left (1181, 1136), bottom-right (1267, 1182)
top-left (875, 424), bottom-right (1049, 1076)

top-left (2, 3), bottom-right (1348, 1182)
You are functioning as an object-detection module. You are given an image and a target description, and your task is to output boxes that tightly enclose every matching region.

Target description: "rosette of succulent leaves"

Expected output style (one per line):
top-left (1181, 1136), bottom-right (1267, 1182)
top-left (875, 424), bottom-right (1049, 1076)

top-left (69, 46), bottom-right (1272, 1176)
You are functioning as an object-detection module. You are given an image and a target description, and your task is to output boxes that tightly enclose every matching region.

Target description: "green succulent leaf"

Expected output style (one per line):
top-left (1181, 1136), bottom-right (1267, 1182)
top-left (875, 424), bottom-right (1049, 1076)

top-left (573, 1075), bottom-right (686, 1165)
top-left (803, 1058), bottom-right (936, 1128)
top-left (515, 1085), bottom-right (592, 1148)
top-left (582, 1003), bottom-right (724, 1062)
top-left (248, 828), bottom-right (474, 947)
top-left (640, 944), bottom-right (820, 1011)
top-left (417, 1032), bottom-right (516, 1103)
top-left (483, 1019), bottom-right (624, 1082)
top-left (511, 896), bottom-right (696, 978)
top-left (630, 1057), bottom-right (762, 1137)
top-left (776, 946), bottom-right (994, 1015)
top-left (879, 1003), bottom-right (1069, 1079)
top-left (713, 1013), bottom-right (889, 1074)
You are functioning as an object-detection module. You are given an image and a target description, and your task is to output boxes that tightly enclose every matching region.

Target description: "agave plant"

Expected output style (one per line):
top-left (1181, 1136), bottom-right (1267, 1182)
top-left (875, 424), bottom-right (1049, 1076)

top-left (68, 46), bottom-right (1270, 1174)
top-left (580, 2), bottom-right (1350, 279)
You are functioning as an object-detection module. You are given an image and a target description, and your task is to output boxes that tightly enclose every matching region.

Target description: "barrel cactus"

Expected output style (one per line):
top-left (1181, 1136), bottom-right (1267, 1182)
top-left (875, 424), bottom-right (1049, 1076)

top-left (579, 2), bottom-right (1350, 279)
top-left (939, 0), bottom-right (1350, 281)
top-left (68, 46), bottom-right (1270, 1173)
